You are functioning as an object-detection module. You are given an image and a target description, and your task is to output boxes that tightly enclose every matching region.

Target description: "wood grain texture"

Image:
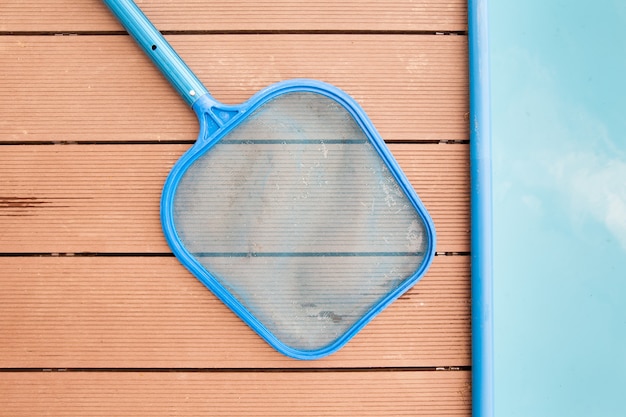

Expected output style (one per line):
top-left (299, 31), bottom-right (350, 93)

top-left (0, 255), bottom-right (469, 368)
top-left (0, 35), bottom-right (468, 142)
top-left (1, 0), bottom-right (470, 414)
top-left (0, 143), bottom-right (468, 253)
top-left (0, 0), bottom-right (468, 33)
top-left (0, 371), bottom-right (471, 416)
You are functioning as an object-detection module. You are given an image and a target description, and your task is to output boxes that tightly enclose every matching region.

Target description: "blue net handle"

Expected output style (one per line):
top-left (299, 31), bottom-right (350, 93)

top-left (102, 0), bottom-right (210, 106)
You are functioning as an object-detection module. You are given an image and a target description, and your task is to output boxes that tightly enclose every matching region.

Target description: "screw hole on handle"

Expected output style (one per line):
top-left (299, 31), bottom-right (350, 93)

top-left (151, 45), bottom-right (157, 51)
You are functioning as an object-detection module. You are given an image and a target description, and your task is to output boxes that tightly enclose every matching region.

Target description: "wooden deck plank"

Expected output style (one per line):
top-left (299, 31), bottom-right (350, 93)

top-left (0, 143), bottom-right (469, 253)
top-left (0, 255), bottom-right (469, 368)
top-left (0, 35), bottom-right (468, 143)
top-left (0, 0), bottom-right (468, 33)
top-left (0, 370), bottom-right (471, 416)
top-left (1, 0), bottom-right (470, 413)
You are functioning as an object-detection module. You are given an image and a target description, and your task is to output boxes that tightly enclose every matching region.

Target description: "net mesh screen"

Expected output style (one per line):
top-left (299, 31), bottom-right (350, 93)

top-left (173, 92), bottom-right (429, 351)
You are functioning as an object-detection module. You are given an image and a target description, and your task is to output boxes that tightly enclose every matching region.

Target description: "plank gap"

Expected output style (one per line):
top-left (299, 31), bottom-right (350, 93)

top-left (0, 30), bottom-right (468, 37)
top-left (0, 252), bottom-right (471, 258)
top-left (0, 252), bottom-right (174, 257)
top-left (0, 140), bottom-right (469, 146)
top-left (0, 140), bottom-right (197, 146)
top-left (0, 366), bottom-right (471, 373)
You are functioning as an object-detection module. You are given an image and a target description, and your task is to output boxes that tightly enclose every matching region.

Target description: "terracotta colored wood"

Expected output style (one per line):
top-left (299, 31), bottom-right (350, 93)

top-left (0, 35), bottom-right (468, 143)
top-left (0, 255), bottom-right (468, 368)
top-left (0, 144), bottom-right (468, 253)
top-left (0, 0), bottom-right (468, 33)
top-left (0, 370), bottom-right (471, 416)
top-left (0, 0), bottom-right (470, 413)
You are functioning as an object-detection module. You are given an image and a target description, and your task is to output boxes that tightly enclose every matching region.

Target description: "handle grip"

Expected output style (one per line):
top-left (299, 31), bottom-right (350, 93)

top-left (103, 0), bottom-right (209, 106)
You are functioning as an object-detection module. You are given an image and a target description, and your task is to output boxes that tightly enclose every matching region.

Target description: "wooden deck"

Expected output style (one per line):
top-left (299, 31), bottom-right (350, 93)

top-left (0, 1), bottom-right (470, 415)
